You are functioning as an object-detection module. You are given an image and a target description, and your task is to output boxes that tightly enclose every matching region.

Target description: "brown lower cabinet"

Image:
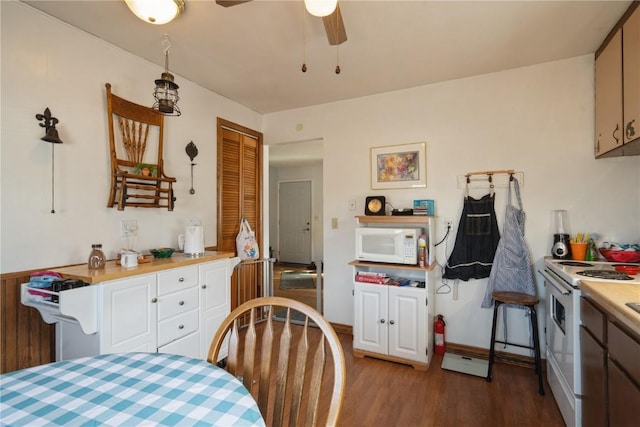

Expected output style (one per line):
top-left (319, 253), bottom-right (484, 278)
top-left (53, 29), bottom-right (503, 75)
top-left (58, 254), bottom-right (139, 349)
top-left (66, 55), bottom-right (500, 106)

top-left (607, 319), bottom-right (640, 427)
top-left (580, 327), bottom-right (607, 427)
top-left (580, 296), bottom-right (640, 426)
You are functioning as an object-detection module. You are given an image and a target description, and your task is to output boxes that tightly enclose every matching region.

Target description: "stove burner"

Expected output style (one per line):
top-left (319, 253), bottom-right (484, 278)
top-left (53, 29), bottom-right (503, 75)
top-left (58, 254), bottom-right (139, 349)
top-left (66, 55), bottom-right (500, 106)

top-left (558, 261), bottom-right (594, 267)
top-left (577, 270), bottom-right (634, 280)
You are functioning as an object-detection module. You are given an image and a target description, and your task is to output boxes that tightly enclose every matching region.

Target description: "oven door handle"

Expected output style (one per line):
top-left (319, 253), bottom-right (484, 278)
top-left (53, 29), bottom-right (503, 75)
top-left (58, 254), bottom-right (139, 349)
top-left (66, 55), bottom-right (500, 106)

top-left (540, 269), bottom-right (572, 295)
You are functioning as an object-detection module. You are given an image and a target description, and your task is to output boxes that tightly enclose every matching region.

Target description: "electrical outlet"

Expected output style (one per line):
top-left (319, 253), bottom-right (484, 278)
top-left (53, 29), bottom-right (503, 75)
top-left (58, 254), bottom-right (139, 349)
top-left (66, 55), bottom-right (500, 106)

top-left (121, 220), bottom-right (138, 237)
top-left (445, 219), bottom-right (454, 229)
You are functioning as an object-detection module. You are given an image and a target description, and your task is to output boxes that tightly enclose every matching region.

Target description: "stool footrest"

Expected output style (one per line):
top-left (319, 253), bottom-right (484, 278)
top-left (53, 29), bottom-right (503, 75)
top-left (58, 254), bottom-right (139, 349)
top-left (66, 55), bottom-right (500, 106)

top-left (492, 353), bottom-right (536, 367)
top-left (493, 340), bottom-right (535, 351)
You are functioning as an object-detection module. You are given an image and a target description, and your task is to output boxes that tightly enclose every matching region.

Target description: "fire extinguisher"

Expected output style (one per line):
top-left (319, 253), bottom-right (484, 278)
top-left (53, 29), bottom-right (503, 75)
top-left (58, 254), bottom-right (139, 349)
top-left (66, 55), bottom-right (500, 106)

top-left (434, 314), bottom-right (446, 355)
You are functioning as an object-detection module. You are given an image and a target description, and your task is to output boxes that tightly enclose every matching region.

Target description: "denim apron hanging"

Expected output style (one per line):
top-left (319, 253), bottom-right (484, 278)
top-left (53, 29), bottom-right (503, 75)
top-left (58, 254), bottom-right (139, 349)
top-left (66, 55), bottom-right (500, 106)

top-left (443, 184), bottom-right (500, 281)
top-left (481, 177), bottom-right (536, 308)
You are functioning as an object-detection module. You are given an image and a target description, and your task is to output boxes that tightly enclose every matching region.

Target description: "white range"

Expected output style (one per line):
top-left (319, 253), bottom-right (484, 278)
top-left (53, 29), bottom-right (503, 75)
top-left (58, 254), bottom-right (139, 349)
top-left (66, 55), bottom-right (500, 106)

top-left (540, 258), bottom-right (640, 427)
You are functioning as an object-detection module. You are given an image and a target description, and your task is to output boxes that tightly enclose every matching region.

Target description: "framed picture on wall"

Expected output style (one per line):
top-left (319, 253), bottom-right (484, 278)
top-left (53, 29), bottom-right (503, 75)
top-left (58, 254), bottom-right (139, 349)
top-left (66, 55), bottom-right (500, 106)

top-left (370, 142), bottom-right (427, 189)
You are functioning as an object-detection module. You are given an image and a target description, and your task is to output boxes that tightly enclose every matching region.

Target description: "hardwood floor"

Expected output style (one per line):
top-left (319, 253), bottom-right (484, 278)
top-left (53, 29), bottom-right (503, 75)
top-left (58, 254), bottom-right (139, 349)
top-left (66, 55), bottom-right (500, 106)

top-left (334, 332), bottom-right (564, 427)
top-left (268, 263), bottom-right (564, 426)
top-left (273, 262), bottom-right (319, 310)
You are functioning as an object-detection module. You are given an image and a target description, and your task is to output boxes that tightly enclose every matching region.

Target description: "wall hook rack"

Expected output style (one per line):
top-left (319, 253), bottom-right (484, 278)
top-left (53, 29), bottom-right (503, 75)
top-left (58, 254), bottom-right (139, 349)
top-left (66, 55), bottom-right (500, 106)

top-left (457, 169), bottom-right (524, 190)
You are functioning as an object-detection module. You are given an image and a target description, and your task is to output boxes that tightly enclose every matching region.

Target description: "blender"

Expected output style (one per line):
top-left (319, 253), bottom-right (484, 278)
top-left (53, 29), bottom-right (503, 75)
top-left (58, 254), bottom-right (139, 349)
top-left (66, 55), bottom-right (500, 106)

top-left (552, 210), bottom-right (572, 259)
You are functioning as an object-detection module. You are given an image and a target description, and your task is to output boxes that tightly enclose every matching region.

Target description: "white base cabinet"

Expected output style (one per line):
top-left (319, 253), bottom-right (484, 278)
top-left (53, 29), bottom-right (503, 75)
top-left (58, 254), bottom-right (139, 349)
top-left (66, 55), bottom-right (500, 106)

top-left (22, 257), bottom-right (238, 362)
top-left (200, 260), bottom-right (233, 361)
top-left (101, 273), bottom-right (158, 354)
top-left (354, 283), bottom-right (428, 367)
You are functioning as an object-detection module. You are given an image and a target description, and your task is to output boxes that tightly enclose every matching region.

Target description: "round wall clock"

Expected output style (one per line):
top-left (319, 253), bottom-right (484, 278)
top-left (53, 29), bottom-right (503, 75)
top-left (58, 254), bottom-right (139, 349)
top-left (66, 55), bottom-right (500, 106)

top-left (365, 196), bottom-right (386, 215)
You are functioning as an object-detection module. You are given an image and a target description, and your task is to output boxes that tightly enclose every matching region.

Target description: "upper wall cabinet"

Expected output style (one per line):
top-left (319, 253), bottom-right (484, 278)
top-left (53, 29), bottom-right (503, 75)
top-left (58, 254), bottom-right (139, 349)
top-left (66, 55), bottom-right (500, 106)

top-left (595, 3), bottom-right (640, 158)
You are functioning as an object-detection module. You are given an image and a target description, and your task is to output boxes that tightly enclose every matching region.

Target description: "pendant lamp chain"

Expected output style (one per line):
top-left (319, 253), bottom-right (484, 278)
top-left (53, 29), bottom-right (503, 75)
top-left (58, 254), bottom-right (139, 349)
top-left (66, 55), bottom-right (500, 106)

top-left (301, 3), bottom-right (307, 72)
top-left (335, 7), bottom-right (341, 74)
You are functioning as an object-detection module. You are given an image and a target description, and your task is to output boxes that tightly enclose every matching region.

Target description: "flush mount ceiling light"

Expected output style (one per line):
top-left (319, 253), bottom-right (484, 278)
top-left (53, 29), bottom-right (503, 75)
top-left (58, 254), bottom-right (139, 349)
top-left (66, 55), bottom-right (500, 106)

top-left (124, 0), bottom-right (185, 25)
top-left (304, 0), bottom-right (338, 17)
top-left (153, 34), bottom-right (181, 116)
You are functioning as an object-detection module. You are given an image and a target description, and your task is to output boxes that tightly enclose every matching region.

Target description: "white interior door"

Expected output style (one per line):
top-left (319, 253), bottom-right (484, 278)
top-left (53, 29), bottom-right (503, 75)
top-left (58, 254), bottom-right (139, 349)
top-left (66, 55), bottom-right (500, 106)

top-left (278, 181), bottom-right (312, 264)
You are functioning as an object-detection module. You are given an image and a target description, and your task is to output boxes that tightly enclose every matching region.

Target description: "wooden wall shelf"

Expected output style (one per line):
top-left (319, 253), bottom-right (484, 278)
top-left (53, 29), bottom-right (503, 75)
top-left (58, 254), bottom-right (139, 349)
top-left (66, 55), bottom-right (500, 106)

top-left (355, 215), bottom-right (434, 224)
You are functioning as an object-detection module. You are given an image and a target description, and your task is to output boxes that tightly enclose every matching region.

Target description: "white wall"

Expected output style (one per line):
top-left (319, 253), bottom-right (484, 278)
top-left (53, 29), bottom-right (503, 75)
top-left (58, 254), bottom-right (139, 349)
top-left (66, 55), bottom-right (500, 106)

top-left (268, 162), bottom-right (324, 262)
top-left (263, 55), bottom-right (640, 353)
top-left (0, 2), bottom-right (262, 272)
top-left (3, 1), bottom-right (639, 356)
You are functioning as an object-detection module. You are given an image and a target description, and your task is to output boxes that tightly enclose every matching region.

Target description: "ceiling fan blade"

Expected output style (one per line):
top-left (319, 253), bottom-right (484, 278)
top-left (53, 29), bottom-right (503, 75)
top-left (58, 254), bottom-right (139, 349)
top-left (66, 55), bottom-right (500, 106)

top-left (215, 1), bottom-right (252, 7)
top-left (322, 4), bottom-right (347, 45)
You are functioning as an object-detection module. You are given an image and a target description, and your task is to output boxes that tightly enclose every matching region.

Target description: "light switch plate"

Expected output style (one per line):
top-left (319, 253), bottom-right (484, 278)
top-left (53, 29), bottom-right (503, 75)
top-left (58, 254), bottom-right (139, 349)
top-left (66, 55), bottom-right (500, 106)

top-left (121, 220), bottom-right (138, 237)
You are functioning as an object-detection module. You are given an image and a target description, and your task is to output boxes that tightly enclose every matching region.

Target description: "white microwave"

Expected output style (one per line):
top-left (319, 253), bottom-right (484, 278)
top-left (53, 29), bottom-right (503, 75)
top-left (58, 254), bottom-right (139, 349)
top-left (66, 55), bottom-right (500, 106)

top-left (355, 227), bottom-right (421, 265)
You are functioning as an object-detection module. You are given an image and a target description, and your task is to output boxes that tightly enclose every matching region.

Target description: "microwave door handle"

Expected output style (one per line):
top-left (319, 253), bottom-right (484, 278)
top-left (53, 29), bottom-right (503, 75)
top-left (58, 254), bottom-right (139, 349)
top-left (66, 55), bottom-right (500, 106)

top-left (539, 269), bottom-right (572, 295)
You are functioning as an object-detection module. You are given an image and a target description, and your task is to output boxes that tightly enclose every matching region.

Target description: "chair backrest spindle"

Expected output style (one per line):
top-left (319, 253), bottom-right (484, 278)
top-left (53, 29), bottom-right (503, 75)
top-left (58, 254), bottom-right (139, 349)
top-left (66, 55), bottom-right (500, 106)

top-left (207, 297), bottom-right (345, 427)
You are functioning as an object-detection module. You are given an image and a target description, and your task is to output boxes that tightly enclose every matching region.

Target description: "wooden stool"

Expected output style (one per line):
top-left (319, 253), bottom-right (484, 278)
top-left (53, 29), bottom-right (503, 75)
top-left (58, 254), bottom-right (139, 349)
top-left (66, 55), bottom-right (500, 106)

top-left (486, 291), bottom-right (544, 396)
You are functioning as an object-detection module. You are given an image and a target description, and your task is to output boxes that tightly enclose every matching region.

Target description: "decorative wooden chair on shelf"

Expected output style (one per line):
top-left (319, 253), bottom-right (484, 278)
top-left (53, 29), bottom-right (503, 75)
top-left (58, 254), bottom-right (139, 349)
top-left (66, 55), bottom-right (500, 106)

top-left (207, 296), bottom-right (346, 427)
top-left (105, 83), bottom-right (176, 211)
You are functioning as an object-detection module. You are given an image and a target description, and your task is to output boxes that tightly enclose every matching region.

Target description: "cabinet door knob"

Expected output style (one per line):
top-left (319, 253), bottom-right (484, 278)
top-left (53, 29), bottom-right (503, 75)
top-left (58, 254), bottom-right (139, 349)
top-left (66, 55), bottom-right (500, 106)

top-left (179, 301), bottom-right (185, 306)
top-left (380, 319), bottom-right (385, 324)
top-left (178, 277), bottom-right (185, 282)
top-left (613, 124), bottom-right (620, 144)
top-left (151, 298), bottom-right (158, 303)
top-left (178, 324), bottom-right (184, 329)
top-left (201, 285), bottom-right (207, 289)
top-left (389, 320), bottom-right (395, 325)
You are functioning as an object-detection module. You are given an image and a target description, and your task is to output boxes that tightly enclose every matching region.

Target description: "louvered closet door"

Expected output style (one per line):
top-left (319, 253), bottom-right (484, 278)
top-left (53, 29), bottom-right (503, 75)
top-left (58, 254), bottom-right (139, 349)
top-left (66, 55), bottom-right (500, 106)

top-left (216, 118), bottom-right (262, 309)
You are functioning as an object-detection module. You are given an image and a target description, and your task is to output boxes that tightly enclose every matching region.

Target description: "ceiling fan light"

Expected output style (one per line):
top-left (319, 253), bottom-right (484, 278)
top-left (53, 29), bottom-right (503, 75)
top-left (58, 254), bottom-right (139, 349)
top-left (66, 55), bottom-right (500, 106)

top-left (304, 0), bottom-right (338, 18)
top-left (124, 0), bottom-right (185, 25)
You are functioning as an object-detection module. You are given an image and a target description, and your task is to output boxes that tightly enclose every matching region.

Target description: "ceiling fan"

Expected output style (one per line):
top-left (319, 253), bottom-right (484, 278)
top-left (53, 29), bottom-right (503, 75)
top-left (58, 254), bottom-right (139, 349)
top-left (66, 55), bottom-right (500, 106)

top-left (215, 0), bottom-right (347, 45)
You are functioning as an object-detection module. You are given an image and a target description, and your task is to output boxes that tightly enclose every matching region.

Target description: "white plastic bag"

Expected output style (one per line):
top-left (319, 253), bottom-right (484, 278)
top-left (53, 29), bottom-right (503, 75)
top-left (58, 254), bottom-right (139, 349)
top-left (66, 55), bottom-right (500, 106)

top-left (236, 218), bottom-right (260, 260)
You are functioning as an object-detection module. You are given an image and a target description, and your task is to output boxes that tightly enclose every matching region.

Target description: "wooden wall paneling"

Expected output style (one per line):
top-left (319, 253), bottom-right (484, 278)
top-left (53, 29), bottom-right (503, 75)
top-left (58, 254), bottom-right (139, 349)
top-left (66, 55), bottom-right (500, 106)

top-left (1, 270), bottom-right (55, 373)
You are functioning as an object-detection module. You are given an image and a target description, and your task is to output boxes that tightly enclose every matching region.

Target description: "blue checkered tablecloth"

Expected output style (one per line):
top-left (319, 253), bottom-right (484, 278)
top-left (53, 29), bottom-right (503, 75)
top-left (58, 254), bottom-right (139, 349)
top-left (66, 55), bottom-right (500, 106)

top-left (0, 352), bottom-right (265, 427)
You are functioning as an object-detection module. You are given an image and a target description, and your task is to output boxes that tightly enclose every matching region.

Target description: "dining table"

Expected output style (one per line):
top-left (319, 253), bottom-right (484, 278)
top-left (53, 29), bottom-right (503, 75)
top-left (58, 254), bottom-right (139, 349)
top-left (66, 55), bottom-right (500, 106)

top-left (0, 352), bottom-right (265, 426)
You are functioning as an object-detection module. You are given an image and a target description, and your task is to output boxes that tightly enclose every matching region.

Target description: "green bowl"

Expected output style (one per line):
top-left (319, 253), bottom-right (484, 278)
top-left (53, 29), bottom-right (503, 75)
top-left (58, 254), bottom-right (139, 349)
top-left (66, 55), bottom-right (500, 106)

top-left (150, 248), bottom-right (175, 258)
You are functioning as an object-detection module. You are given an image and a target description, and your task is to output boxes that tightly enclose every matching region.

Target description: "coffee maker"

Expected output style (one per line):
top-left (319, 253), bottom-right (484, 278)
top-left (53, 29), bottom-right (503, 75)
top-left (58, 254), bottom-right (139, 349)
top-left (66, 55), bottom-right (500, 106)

top-left (551, 210), bottom-right (572, 259)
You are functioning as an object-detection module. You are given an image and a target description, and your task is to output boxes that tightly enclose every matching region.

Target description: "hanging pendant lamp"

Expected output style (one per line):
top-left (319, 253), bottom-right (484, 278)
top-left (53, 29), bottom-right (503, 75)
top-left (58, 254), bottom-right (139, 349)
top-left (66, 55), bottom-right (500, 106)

top-left (304, 0), bottom-right (337, 18)
top-left (124, 0), bottom-right (185, 25)
top-left (153, 34), bottom-right (181, 116)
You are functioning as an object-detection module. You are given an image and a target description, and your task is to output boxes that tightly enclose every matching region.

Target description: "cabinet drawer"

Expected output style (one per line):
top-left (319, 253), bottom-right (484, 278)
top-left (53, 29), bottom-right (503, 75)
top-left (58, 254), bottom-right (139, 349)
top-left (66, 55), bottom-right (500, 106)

top-left (158, 331), bottom-right (200, 359)
top-left (581, 297), bottom-right (605, 343)
top-left (608, 320), bottom-right (640, 384)
top-left (157, 266), bottom-right (198, 295)
top-left (158, 309), bottom-right (199, 347)
top-left (158, 287), bottom-right (198, 321)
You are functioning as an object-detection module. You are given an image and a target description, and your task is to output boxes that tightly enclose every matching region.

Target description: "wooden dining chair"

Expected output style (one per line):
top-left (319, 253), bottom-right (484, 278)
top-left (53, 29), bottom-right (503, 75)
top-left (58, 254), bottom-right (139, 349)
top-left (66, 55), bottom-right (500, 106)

top-left (207, 296), bottom-right (346, 427)
top-left (105, 83), bottom-right (176, 210)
